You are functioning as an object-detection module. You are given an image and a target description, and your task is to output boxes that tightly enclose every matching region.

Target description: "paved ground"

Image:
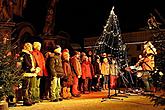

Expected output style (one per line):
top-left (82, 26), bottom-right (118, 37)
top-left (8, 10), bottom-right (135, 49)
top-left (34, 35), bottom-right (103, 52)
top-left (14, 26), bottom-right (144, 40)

top-left (9, 90), bottom-right (165, 110)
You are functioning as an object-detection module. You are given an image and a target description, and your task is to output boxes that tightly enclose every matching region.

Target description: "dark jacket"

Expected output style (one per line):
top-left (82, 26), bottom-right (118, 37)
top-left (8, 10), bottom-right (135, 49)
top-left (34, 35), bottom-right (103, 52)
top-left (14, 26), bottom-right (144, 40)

top-left (47, 54), bottom-right (64, 78)
top-left (93, 62), bottom-right (101, 75)
top-left (20, 50), bottom-right (34, 73)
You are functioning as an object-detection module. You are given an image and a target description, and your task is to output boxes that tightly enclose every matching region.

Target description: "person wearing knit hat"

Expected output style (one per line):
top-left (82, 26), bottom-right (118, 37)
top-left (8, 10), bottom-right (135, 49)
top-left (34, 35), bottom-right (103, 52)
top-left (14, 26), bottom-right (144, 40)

top-left (62, 49), bottom-right (69, 60)
top-left (54, 45), bottom-right (61, 54)
top-left (61, 49), bottom-right (74, 99)
top-left (49, 44), bottom-right (64, 102)
top-left (62, 48), bottom-right (69, 53)
top-left (62, 49), bottom-right (70, 61)
top-left (62, 52), bottom-right (69, 61)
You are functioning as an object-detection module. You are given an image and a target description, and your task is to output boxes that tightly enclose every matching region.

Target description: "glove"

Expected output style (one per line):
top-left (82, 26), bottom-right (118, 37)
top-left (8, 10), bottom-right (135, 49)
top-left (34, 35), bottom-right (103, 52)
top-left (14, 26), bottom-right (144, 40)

top-left (35, 67), bottom-right (41, 74)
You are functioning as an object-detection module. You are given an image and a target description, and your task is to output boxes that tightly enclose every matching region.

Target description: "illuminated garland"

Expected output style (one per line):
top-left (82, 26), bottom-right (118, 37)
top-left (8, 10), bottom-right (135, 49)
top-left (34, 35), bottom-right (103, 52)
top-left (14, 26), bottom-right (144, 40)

top-left (95, 6), bottom-right (128, 70)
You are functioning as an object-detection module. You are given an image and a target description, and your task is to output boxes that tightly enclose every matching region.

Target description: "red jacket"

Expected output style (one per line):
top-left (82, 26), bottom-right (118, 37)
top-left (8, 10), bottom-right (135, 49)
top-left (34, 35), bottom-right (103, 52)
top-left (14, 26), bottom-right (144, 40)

top-left (81, 61), bottom-right (92, 79)
top-left (31, 49), bottom-right (48, 76)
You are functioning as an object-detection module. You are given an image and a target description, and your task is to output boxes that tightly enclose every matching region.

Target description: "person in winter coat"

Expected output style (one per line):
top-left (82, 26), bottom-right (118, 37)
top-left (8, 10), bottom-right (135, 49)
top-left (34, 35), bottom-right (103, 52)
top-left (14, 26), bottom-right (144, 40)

top-left (81, 56), bottom-right (92, 94)
top-left (31, 42), bottom-right (48, 102)
top-left (101, 57), bottom-right (110, 90)
top-left (48, 45), bottom-right (64, 102)
top-left (62, 49), bottom-right (74, 99)
top-left (20, 42), bottom-right (39, 106)
top-left (93, 56), bottom-right (102, 91)
top-left (70, 51), bottom-right (81, 97)
top-left (88, 56), bottom-right (95, 91)
top-left (109, 58), bottom-right (119, 89)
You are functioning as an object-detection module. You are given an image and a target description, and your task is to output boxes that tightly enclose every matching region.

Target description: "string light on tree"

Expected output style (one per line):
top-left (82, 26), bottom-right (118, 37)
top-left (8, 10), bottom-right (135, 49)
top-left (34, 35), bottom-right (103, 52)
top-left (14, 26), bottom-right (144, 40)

top-left (95, 6), bottom-right (128, 70)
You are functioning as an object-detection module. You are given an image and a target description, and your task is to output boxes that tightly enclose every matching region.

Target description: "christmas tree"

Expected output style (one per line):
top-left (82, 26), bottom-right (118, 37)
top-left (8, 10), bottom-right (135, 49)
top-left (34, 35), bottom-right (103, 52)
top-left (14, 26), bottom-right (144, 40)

top-left (0, 32), bottom-right (22, 102)
top-left (95, 6), bottom-right (128, 70)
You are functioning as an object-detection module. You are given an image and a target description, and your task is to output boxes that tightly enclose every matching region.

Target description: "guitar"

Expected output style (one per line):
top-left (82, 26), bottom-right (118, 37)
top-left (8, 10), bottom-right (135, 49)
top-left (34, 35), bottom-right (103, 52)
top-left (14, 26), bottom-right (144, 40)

top-left (125, 66), bottom-right (143, 78)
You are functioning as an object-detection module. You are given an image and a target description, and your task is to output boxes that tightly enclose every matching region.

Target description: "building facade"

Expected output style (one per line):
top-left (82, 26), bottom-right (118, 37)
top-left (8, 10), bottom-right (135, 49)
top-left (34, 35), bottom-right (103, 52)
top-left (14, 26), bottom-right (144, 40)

top-left (84, 29), bottom-right (165, 65)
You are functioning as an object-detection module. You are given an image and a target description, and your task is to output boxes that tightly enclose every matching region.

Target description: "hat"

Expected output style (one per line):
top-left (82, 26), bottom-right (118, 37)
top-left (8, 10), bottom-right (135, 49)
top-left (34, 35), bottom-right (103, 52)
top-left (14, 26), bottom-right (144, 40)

top-left (62, 51), bottom-right (70, 59)
top-left (54, 45), bottom-right (60, 49)
top-left (54, 45), bottom-right (61, 53)
top-left (62, 49), bottom-right (69, 53)
top-left (95, 55), bottom-right (100, 59)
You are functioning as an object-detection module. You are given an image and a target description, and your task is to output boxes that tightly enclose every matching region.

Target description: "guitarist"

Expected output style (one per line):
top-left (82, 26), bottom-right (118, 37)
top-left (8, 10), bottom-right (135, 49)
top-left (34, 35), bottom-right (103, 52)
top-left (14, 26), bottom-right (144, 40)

top-left (140, 41), bottom-right (157, 92)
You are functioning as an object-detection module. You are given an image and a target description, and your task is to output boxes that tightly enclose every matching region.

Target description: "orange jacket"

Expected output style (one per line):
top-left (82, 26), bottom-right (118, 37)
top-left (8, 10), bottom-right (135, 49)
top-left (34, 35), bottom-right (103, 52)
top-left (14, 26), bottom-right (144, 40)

top-left (70, 56), bottom-right (82, 76)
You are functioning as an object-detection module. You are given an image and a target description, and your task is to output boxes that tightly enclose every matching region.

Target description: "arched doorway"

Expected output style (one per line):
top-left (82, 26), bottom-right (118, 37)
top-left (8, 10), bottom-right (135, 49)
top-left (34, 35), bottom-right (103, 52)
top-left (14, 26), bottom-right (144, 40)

top-left (12, 22), bottom-right (36, 54)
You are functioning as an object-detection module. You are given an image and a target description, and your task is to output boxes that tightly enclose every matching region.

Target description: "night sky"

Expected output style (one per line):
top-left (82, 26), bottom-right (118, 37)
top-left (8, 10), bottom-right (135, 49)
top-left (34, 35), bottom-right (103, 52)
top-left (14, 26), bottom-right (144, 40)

top-left (21, 0), bottom-right (164, 43)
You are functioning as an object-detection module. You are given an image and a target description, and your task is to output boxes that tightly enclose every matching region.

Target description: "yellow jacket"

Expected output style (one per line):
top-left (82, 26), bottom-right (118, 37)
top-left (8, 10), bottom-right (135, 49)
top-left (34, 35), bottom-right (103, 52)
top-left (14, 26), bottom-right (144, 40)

top-left (101, 62), bottom-right (110, 75)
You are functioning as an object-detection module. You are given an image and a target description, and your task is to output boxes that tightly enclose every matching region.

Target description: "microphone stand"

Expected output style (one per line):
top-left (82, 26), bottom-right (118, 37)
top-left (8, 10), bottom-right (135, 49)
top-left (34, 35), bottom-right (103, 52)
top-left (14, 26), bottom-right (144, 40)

top-left (101, 60), bottom-right (128, 102)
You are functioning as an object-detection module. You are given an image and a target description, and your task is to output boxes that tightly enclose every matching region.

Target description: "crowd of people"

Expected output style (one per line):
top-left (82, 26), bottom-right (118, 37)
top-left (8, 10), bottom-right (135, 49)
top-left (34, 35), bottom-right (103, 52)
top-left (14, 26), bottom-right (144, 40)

top-left (16, 40), bottom-right (158, 106)
top-left (17, 41), bottom-right (123, 106)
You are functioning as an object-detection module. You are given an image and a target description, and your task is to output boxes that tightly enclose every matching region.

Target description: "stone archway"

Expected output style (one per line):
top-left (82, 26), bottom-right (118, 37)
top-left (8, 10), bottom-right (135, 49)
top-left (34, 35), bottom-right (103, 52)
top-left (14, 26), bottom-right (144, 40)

top-left (12, 22), bottom-right (36, 54)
